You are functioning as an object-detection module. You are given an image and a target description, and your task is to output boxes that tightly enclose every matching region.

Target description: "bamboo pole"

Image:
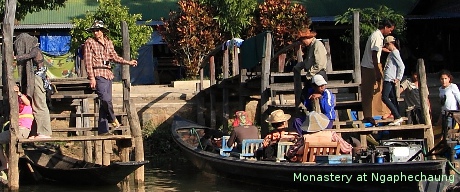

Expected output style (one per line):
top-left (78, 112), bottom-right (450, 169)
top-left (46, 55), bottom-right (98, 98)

top-left (417, 59), bottom-right (434, 149)
top-left (209, 56), bottom-right (216, 128)
top-left (3, 0), bottom-right (19, 189)
top-left (294, 44), bottom-right (303, 116)
top-left (222, 47), bottom-right (229, 133)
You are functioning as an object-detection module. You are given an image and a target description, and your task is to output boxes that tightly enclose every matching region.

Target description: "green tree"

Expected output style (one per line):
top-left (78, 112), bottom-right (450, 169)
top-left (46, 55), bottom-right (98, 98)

top-left (1, 0), bottom-right (67, 21)
top-left (69, 0), bottom-right (152, 58)
top-left (200, 0), bottom-right (257, 38)
top-left (248, 0), bottom-right (311, 53)
top-left (160, 0), bottom-right (222, 78)
top-left (335, 5), bottom-right (406, 44)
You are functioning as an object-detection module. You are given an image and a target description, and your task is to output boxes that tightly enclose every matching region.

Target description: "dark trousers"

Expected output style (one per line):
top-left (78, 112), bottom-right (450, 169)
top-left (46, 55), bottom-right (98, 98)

top-left (382, 81), bottom-right (401, 119)
top-left (95, 77), bottom-right (116, 134)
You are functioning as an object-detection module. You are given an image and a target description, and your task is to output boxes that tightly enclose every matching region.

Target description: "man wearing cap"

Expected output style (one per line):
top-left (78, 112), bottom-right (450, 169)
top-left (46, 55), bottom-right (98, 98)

top-left (360, 20), bottom-right (395, 124)
top-left (293, 27), bottom-right (328, 86)
top-left (293, 75), bottom-right (336, 134)
top-left (84, 20), bottom-right (138, 135)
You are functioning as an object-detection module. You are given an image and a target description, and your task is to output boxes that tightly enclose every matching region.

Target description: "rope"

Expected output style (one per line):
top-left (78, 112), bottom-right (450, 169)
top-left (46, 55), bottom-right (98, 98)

top-left (448, 161), bottom-right (460, 175)
top-left (190, 128), bottom-right (203, 150)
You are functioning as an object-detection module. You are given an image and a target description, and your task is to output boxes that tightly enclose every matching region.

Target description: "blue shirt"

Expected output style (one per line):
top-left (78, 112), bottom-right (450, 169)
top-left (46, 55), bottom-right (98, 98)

top-left (303, 88), bottom-right (336, 120)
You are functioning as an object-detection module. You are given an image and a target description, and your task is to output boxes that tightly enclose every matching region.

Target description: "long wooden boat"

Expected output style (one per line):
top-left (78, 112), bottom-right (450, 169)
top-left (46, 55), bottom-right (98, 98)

top-left (171, 115), bottom-right (450, 192)
top-left (19, 148), bottom-right (148, 185)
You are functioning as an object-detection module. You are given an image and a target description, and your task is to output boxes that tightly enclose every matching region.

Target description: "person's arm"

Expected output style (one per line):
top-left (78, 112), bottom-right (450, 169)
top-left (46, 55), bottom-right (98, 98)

top-left (393, 50), bottom-right (405, 82)
top-left (400, 79), bottom-right (408, 93)
top-left (107, 40), bottom-right (137, 66)
top-left (15, 47), bottom-right (38, 61)
top-left (320, 89), bottom-right (335, 119)
top-left (83, 41), bottom-right (97, 89)
top-left (372, 50), bottom-right (381, 81)
top-left (452, 84), bottom-right (460, 107)
top-left (227, 130), bottom-right (237, 148)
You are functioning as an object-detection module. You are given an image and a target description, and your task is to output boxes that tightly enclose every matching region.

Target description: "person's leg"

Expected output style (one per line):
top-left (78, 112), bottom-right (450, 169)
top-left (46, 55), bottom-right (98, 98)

top-left (372, 64), bottom-right (391, 117)
top-left (32, 75), bottom-right (52, 137)
top-left (96, 77), bottom-right (112, 134)
top-left (361, 67), bottom-right (375, 119)
top-left (382, 81), bottom-right (401, 119)
top-left (388, 82), bottom-right (401, 117)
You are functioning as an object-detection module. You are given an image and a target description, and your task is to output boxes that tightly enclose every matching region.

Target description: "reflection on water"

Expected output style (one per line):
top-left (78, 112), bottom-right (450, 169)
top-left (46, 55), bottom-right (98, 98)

top-left (16, 157), bottom-right (302, 192)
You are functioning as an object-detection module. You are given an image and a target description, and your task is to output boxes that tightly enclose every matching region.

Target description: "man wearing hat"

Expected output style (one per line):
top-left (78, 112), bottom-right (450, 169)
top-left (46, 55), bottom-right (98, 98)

top-left (84, 20), bottom-right (138, 135)
top-left (260, 110), bottom-right (297, 160)
top-left (293, 27), bottom-right (328, 86)
top-left (293, 75), bottom-right (336, 135)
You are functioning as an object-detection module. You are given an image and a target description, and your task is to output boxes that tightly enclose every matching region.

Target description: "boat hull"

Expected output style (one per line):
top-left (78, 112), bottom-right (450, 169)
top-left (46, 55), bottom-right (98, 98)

top-left (171, 116), bottom-right (448, 191)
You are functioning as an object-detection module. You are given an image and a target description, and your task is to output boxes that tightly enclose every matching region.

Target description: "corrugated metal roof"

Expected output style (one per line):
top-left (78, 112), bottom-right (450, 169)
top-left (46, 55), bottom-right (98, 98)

top-left (15, 23), bottom-right (74, 29)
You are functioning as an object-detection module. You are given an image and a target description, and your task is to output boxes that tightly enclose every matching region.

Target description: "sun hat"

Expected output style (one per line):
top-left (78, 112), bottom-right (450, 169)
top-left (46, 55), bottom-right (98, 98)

top-left (266, 109), bottom-right (291, 124)
top-left (300, 111), bottom-right (330, 132)
top-left (86, 20), bottom-right (109, 32)
top-left (384, 36), bottom-right (396, 44)
top-left (312, 74), bottom-right (327, 86)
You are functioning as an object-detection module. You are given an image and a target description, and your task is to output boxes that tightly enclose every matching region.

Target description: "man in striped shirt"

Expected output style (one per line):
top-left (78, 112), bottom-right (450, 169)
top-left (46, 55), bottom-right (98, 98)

top-left (84, 20), bottom-right (138, 135)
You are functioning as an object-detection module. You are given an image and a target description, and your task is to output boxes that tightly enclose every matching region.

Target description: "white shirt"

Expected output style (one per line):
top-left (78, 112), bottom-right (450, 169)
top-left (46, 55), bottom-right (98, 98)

top-left (361, 29), bottom-right (384, 69)
top-left (439, 83), bottom-right (460, 111)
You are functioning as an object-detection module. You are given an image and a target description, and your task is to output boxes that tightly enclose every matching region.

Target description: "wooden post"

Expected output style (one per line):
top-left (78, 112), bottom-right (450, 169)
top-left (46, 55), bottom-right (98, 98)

top-left (417, 59), bottom-right (434, 149)
top-left (222, 47), bottom-right (229, 133)
top-left (95, 141), bottom-right (103, 164)
top-left (278, 54), bottom-right (286, 72)
top-left (209, 56), bottom-right (216, 128)
top-left (352, 11), bottom-right (361, 85)
top-left (233, 45), bottom-right (239, 76)
top-left (3, 0), bottom-right (19, 189)
top-left (323, 39), bottom-right (333, 72)
top-left (239, 68), bottom-right (247, 110)
top-left (260, 32), bottom-right (272, 137)
top-left (294, 44), bottom-right (304, 116)
top-left (102, 140), bottom-right (112, 166)
top-left (83, 99), bottom-right (93, 162)
top-left (125, 99), bottom-right (145, 184)
top-left (121, 21), bottom-right (131, 126)
top-left (312, 98), bottom-right (321, 113)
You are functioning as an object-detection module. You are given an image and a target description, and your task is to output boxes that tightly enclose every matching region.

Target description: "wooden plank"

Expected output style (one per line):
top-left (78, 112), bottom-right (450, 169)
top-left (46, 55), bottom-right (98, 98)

top-left (102, 140), bottom-right (112, 166)
top-left (51, 94), bottom-right (98, 99)
top-left (125, 99), bottom-right (145, 184)
top-left (270, 70), bottom-right (354, 77)
top-left (50, 112), bottom-right (127, 118)
top-left (52, 126), bottom-right (130, 132)
top-left (323, 124), bottom-right (430, 133)
top-left (270, 82), bottom-right (360, 91)
top-left (18, 135), bottom-right (131, 143)
top-left (95, 140), bottom-right (102, 165)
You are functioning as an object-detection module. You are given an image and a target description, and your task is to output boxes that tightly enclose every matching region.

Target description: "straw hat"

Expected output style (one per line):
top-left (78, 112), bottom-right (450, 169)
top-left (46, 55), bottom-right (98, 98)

top-left (300, 111), bottom-right (330, 132)
top-left (266, 109), bottom-right (291, 124)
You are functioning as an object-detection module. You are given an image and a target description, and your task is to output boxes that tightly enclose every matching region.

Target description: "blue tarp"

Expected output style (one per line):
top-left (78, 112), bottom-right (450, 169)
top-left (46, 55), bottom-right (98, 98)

top-left (40, 31), bottom-right (71, 56)
top-left (130, 45), bottom-right (156, 85)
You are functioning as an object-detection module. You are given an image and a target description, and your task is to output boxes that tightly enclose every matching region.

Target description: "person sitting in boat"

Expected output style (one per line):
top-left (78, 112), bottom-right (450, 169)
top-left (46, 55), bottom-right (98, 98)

top-left (227, 111), bottom-right (259, 151)
top-left (286, 111), bottom-right (353, 162)
top-left (259, 110), bottom-right (297, 161)
top-left (0, 84), bottom-right (34, 171)
top-left (293, 74), bottom-right (336, 135)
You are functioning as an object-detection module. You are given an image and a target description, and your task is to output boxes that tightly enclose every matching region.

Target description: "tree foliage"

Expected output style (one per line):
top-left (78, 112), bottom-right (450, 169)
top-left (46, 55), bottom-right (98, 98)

top-left (0, 0), bottom-right (66, 21)
top-left (335, 5), bottom-right (406, 44)
top-left (200, 0), bottom-right (257, 38)
top-left (69, 0), bottom-right (152, 58)
top-left (248, 0), bottom-right (311, 53)
top-left (159, 0), bottom-right (222, 77)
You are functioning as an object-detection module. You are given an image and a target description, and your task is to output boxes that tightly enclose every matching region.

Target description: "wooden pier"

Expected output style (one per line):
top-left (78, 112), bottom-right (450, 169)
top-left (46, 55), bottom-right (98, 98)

top-left (1, 19), bottom-right (145, 190)
top-left (195, 12), bottom-right (435, 159)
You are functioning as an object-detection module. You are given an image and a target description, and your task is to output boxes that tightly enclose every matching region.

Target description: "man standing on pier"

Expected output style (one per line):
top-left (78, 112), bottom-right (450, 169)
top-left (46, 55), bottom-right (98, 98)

top-left (360, 20), bottom-right (395, 124)
top-left (84, 20), bottom-right (138, 135)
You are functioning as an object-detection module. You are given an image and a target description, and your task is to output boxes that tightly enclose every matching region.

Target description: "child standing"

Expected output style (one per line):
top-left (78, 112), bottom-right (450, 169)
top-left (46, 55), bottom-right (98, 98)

top-left (438, 70), bottom-right (460, 128)
top-left (382, 36), bottom-right (405, 126)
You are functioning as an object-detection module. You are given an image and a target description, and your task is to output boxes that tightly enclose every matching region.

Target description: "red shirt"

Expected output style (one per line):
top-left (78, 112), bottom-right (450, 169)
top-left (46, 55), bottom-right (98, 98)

top-left (84, 37), bottom-right (129, 80)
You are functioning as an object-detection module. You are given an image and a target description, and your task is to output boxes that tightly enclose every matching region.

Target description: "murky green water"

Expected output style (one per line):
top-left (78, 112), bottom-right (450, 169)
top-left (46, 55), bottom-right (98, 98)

top-left (16, 157), bottom-right (295, 192)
